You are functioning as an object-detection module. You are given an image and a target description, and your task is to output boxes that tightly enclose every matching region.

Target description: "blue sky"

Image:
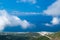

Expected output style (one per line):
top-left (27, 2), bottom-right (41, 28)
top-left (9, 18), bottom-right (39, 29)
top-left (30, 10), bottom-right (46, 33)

top-left (0, 0), bottom-right (55, 12)
top-left (0, 0), bottom-right (60, 32)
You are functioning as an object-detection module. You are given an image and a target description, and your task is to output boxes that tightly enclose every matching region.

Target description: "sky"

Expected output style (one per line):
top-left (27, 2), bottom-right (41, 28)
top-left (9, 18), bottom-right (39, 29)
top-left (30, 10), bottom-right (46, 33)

top-left (0, 0), bottom-right (60, 32)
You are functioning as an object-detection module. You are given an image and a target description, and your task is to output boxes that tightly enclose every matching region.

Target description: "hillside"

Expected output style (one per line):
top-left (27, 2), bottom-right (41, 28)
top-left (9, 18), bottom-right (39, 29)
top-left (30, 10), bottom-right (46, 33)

top-left (0, 32), bottom-right (59, 40)
top-left (47, 32), bottom-right (60, 40)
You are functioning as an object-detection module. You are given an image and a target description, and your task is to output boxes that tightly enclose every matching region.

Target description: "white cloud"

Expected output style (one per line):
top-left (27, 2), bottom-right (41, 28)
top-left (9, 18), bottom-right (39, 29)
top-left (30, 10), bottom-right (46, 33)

top-left (0, 9), bottom-right (33, 31)
top-left (11, 11), bottom-right (41, 16)
top-left (20, 20), bottom-right (31, 29)
top-left (45, 23), bottom-right (51, 26)
top-left (43, 0), bottom-right (60, 25)
top-left (16, 0), bottom-right (37, 4)
top-left (44, 0), bottom-right (60, 16)
top-left (45, 17), bottom-right (60, 26)
top-left (51, 17), bottom-right (60, 25)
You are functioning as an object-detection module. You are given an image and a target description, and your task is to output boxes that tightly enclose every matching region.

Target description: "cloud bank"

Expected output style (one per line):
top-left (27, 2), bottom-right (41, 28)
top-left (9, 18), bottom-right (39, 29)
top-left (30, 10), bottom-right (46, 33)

top-left (44, 0), bottom-right (60, 16)
top-left (0, 9), bottom-right (33, 31)
top-left (44, 0), bottom-right (60, 26)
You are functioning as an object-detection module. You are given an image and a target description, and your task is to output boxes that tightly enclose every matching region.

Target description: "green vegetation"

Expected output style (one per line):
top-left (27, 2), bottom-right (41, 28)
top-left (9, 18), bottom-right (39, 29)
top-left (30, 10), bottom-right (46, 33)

top-left (0, 32), bottom-right (60, 40)
top-left (0, 32), bottom-right (50, 40)
top-left (48, 32), bottom-right (60, 40)
top-left (37, 36), bottom-right (50, 40)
